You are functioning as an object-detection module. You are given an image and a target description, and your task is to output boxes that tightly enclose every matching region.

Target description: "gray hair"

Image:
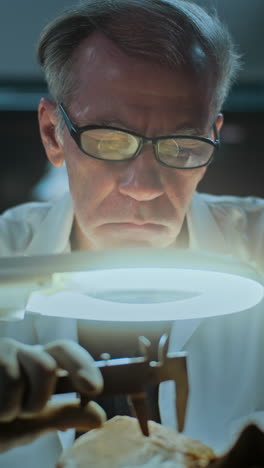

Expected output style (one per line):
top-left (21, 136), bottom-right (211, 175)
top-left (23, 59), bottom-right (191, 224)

top-left (37, 0), bottom-right (241, 132)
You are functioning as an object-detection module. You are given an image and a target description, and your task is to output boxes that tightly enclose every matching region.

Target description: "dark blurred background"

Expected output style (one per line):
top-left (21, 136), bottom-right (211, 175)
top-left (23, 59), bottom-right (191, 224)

top-left (0, 0), bottom-right (264, 213)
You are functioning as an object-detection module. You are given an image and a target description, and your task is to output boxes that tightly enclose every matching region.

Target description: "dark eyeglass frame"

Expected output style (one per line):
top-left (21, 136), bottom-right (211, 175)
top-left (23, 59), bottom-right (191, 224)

top-left (59, 103), bottom-right (220, 169)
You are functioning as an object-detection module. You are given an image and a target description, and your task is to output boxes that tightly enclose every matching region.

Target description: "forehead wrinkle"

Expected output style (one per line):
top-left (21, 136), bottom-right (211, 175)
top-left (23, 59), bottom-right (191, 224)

top-left (77, 116), bottom-right (203, 137)
top-left (70, 99), bottom-right (207, 136)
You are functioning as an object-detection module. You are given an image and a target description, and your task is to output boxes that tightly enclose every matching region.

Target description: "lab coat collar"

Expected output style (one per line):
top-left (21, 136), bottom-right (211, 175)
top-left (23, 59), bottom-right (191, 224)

top-left (24, 192), bottom-right (74, 256)
top-left (186, 192), bottom-right (228, 254)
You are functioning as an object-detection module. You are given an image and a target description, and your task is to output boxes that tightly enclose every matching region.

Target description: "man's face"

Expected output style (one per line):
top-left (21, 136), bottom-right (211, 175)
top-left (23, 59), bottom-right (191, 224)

top-left (39, 33), bottom-right (222, 251)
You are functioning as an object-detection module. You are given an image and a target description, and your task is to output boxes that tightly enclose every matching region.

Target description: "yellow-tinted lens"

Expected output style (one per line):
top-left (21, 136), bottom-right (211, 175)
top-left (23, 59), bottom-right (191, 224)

top-left (80, 129), bottom-right (139, 160)
top-left (157, 138), bottom-right (214, 168)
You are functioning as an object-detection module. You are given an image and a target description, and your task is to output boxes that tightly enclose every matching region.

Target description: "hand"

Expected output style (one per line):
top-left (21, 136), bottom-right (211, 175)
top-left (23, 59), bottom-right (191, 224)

top-left (0, 338), bottom-right (105, 453)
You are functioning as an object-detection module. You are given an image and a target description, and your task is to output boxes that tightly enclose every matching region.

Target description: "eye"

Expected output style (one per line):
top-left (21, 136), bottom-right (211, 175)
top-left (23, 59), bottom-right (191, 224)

top-left (99, 132), bottom-right (138, 156)
top-left (80, 129), bottom-right (139, 160)
top-left (157, 139), bottom-right (179, 157)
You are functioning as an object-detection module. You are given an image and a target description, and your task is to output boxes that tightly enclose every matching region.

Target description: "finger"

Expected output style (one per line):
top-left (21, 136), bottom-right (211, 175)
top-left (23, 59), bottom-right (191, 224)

top-left (44, 341), bottom-right (103, 395)
top-left (0, 399), bottom-right (106, 453)
top-left (17, 347), bottom-right (57, 413)
top-left (0, 345), bottom-right (24, 421)
top-left (44, 399), bottom-right (106, 431)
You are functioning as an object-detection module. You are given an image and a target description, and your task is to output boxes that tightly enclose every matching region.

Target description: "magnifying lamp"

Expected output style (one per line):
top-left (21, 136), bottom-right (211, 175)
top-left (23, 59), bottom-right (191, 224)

top-left (0, 248), bottom-right (263, 322)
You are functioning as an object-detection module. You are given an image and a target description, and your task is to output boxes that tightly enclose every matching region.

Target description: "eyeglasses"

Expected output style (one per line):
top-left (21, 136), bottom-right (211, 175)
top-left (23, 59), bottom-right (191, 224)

top-left (59, 103), bottom-right (220, 169)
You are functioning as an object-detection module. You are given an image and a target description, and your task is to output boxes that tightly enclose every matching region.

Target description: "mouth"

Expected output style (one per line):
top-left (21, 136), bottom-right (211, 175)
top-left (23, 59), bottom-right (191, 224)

top-left (100, 222), bottom-right (166, 231)
top-left (94, 222), bottom-right (173, 248)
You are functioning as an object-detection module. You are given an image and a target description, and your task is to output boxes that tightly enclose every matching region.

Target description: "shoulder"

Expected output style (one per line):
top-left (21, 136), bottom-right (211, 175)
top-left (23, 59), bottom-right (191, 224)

top-left (197, 192), bottom-right (264, 210)
top-left (195, 192), bottom-right (264, 271)
top-left (0, 199), bottom-right (57, 256)
top-left (197, 192), bottom-right (264, 223)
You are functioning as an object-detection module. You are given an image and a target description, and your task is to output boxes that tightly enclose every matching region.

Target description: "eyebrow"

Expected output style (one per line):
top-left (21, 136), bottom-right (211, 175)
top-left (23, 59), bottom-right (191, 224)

top-left (173, 127), bottom-right (202, 136)
top-left (79, 118), bottom-right (204, 137)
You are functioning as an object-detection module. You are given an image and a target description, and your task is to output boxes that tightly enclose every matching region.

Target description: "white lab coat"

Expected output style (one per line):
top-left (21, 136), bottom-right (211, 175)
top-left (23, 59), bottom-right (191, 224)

top-left (0, 191), bottom-right (264, 466)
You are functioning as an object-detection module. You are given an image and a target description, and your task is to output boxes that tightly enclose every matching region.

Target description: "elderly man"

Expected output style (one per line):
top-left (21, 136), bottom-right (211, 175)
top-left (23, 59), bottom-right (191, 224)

top-left (0, 1), bottom-right (264, 467)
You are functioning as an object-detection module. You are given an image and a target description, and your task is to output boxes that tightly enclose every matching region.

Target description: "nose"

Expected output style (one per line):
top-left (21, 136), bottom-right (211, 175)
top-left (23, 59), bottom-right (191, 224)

top-left (118, 147), bottom-right (164, 201)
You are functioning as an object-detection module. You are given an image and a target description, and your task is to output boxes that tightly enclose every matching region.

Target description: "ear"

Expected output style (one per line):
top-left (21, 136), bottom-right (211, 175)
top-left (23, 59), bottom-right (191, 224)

top-left (38, 97), bottom-right (65, 167)
top-left (215, 113), bottom-right (224, 133)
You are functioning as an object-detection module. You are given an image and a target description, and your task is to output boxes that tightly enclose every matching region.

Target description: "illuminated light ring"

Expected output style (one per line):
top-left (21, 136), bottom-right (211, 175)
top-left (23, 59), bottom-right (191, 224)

top-left (0, 249), bottom-right (263, 322)
top-left (27, 267), bottom-right (263, 322)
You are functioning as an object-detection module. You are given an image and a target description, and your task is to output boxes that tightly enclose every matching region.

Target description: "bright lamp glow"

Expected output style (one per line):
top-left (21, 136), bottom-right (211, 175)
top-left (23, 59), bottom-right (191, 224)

top-left (0, 249), bottom-right (263, 322)
top-left (26, 266), bottom-right (263, 322)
